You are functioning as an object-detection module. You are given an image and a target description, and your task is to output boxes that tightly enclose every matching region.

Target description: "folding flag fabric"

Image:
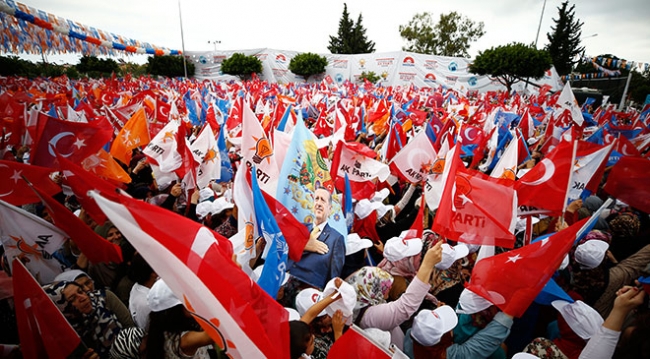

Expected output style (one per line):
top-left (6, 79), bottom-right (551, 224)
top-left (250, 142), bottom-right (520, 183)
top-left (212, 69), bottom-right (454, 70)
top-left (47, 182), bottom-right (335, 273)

top-left (567, 142), bottom-right (613, 202)
top-left (0, 160), bottom-right (60, 206)
top-left (31, 113), bottom-right (113, 168)
top-left (467, 217), bottom-right (589, 318)
top-left (251, 167), bottom-right (290, 298)
top-left (143, 120), bottom-right (183, 173)
top-left (603, 156), bottom-right (650, 213)
top-left (91, 191), bottom-right (290, 359)
top-left (30, 185), bottom-right (122, 264)
top-left (216, 123), bottom-right (234, 183)
top-left (489, 132), bottom-right (518, 181)
top-left (0, 199), bottom-right (65, 284)
top-left (173, 121), bottom-right (199, 188)
top-left (191, 123), bottom-right (221, 189)
top-left (615, 135), bottom-right (641, 157)
top-left (556, 82), bottom-right (584, 126)
top-left (260, 190), bottom-right (310, 263)
top-left (327, 325), bottom-right (391, 359)
top-left (241, 101), bottom-right (279, 196)
top-left (390, 129), bottom-right (437, 183)
top-left (80, 149), bottom-right (132, 184)
top-left (12, 260), bottom-right (83, 359)
top-left (110, 107), bottom-right (151, 165)
top-left (432, 147), bottom-right (517, 248)
top-left (330, 141), bottom-right (389, 200)
top-left (516, 140), bottom-right (576, 214)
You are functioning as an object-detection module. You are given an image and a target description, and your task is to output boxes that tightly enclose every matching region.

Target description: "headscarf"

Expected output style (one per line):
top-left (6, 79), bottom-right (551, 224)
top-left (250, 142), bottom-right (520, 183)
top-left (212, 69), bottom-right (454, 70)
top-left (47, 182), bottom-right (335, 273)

top-left (94, 221), bottom-right (118, 240)
top-left (608, 212), bottom-right (640, 238)
top-left (109, 327), bottom-right (145, 359)
top-left (345, 267), bottom-right (394, 318)
top-left (54, 269), bottom-right (87, 283)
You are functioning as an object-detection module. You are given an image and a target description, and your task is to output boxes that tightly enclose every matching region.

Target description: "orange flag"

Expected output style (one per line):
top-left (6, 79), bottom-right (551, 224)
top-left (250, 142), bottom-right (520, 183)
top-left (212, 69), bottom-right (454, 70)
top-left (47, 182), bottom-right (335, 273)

top-left (110, 107), bottom-right (150, 165)
top-left (81, 149), bottom-right (132, 184)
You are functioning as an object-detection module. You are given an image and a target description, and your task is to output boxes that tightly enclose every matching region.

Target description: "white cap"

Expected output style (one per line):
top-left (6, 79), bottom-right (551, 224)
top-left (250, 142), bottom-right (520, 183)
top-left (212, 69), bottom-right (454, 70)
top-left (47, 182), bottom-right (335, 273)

top-left (199, 188), bottom-right (214, 202)
top-left (559, 254), bottom-right (570, 270)
top-left (147, 279), bottom-right (182, 312)
top-left (383, 237), bottom-right (423, 262)
top-left (285, 307), bottom-right (301, 321)
top-left (512, 354), bottom-right (540, 359)
top-left (575, 240), bottom-right (609, 270)
top-left (376, 204), bottom-right (394, 219)
top-left (195, 201), bottom-right (212, 219)
top-left (346, 233), bottom-right (373, 255)
top-left (411, 306), bottom-right (459, 346)
top-left (456, 288), bottom-right (493, 315)
top-left (551, 300), bottom-right (604, 340)
top-left (371, 188), bottom-right (390, 202)
top-left (295, 288), bottom-right (326, 317)
top-left (435, 243), bottom-right (470, 270)
top-left (211, 197), bottom-right (234, 215)
top-left (363, 328), bottom-right (391, 349)
top-left (322, 279), bottom-right (356, 319)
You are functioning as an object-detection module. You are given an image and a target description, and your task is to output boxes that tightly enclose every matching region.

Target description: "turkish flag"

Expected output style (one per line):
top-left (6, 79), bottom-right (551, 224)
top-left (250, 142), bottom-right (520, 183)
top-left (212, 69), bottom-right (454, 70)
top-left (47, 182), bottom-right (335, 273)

top-left (0, 160), bottom-right (60, 206)
top-left (91, 191), bottom-right (290, 359)
top-left (327, 325), bottom-right (391, 358)
top-left (31, 113), bottom-right (113, 168)
top-left (516, 140), bottom-right (575, 214)
top-left (615, 135), bottom-right (641, 157)
top-left (603, 156), bottom-right (650, 213)
top-left (467, 217), bottom-right (589, 317)
top-left (261, 190), bottom-right (310, 262)
top-left (12, 260), bottom-right (83, 359)
top-left (30, 185), bottom-right (122, 264)
top-left (390, 130), bottom-right (437, 184)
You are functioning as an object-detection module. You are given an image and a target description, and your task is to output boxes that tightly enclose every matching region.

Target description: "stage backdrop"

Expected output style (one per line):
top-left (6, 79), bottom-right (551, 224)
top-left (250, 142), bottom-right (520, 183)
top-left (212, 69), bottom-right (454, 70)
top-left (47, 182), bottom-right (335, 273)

top-left (185, 49), bottom-right (564, 93)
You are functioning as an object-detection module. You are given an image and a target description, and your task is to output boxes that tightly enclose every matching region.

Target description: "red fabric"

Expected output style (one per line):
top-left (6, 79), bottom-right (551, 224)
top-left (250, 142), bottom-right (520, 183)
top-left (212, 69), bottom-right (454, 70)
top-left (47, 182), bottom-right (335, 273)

top-left (12, 260), bottom-right (82, 359)
top-left (433, 147), bottom-right (516, 248)
top-left (467, 218), bottom-right (589, 317)
top-left (516, 140), bottom-right (575, 214)
top-left (0, 160), bottom-right (61, 206)
top-left (32, 185), bottom-right (122, 264)
top-left (615, 135), bottom-right (641, 157)
top-left (353, 212), bottom-right (381, 243)
top-left (327, 326), bottom-right (391, 358)
top-left (603, 156), bottom-right (650, 213)
top-left (261, 190), bottom-right (309, 262)
top-left (173, 121), bottom-right (198, 181)
top-left (31, 113), bottom-right (113, 168)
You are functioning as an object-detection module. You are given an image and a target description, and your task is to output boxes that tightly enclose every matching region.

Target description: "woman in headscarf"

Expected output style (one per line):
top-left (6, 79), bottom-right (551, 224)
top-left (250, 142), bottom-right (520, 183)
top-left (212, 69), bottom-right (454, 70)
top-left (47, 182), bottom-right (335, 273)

top-left (345, 241), bottom-right (443, 350)
top-left (46, 281), bottom-right (125, 358)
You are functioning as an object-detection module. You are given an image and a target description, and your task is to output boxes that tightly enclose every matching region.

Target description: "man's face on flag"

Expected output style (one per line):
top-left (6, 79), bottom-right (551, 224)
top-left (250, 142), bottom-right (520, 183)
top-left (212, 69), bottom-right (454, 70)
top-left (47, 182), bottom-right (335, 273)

top-left (313, 188), bottom-right (332, 225)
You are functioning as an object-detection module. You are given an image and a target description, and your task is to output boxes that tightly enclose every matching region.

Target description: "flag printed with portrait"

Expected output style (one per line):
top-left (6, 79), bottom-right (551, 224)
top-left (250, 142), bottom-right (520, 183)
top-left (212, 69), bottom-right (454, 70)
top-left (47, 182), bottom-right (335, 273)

top-left (91, 191), bottom-right (290, 359)
top-left (0, 200), bottom-right (65, 284)
top-left (12, 260), bottom-right (83, 359)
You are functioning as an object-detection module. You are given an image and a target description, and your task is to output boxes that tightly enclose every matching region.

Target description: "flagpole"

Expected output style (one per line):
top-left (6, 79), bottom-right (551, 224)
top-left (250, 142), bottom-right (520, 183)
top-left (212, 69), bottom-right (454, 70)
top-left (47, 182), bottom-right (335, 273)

top-left (560, 140), bottom-right (578, 225)
top-left (177, 0), bottom-right (188, 79)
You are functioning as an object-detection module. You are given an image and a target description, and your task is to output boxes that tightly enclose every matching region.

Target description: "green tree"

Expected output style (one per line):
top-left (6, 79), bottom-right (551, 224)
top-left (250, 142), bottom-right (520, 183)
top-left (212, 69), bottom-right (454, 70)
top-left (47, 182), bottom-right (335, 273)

top-left (289, 53), bottom-right (328, 81)
top-left (399, 11), bottom-right (485, 57)
top-left (220, 53), bottom-right (263, 80)
top-left (328, 3), bottom-right (375, 54)
top-left (470, 42), bottom-right (552, 92)
top-left (76, 55), bottom-right (120, 78)
top-left (546, 1), bottom-right (584, 76)
top-left (146, 55), bottom-right (194, 78)
top-left (0, 56), bottom-right (38, 77)
top-left (358, 71), bottom-right (381, 83)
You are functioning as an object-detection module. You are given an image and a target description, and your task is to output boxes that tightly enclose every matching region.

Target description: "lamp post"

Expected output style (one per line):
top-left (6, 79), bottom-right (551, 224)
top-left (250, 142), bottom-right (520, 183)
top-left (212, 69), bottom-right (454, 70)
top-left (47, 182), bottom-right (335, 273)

top-left (534, 0), bottom-right (547, 48)
top-left (208, 40), bottom-right (221, 52)
top-left (177, 0), bottom-right (188, 79)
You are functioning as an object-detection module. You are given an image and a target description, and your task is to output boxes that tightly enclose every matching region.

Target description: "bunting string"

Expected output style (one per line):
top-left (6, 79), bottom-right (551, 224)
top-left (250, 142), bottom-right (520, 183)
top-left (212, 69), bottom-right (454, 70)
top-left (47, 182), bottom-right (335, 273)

top-left (0, 0), bottom-right (181, 56)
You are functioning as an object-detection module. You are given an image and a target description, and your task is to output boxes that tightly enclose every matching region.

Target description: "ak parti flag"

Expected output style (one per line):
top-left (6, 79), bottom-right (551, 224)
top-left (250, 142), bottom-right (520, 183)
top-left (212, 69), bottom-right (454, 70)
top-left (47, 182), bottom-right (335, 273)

top-left (80, 149), bottom-right (132, 184)
top-left (30, 185), bottom-right (122, 264)
top-left (31, 113), bottom-right (113, 168)
top-left (390, 129), bottom-right (437, 184)
top-left (516, 140), bottom-right (576, 214)
top-left (0, 160), bottom-right (60, 206)
top-left (603, 156), bottom-right (650, 213)
top-left (13, 259), bottom-right (83, 359)
top-left (110, 107), bottom-right (150, 165)
top-left (467, 217), bottom-right (589, 318)
top-left (91, 191), bottom-right (290, 359)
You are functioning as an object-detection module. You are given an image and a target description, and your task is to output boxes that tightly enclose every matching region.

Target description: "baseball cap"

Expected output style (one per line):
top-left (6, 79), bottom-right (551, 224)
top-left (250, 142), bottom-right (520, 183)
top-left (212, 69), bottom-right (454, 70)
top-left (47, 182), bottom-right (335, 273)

top-left (195, 201), bottom-right (212, 219)
top-left (147, 279), bottom-right (182, 312)
top-left (456, 288), bottom-right (493, 315)
top-left (211, 197), bottom-right (234, 215)
top-left (285, 307), bottom-right (301, 321)
top-left (512, 354), bottom-right (539, 359)
top-left (295, 288), bottom-right (326, 317)
top-left (346, 233), bottom-right (373, 255)
top-left (383, 237), bottom-right (423, 262)
top-left (435, 243), bottom-right (470, 270)
top-left (575, 240), bottom-right (609, 269)
top-left (371, 188), bottom-right (390, 202)
top-left (198, 188), bottom-right (214, 202)
top-left (551, 300), bottom-right (604, 340)
top-left (411, 306), bottom-right (459, 346)
top-left (322, 278), bottom-right (356, 319)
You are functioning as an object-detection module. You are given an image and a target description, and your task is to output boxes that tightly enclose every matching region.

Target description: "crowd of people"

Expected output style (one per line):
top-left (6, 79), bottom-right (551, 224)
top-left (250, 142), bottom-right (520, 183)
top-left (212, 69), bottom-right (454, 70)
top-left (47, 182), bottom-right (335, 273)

top-left (0, 73), bottom-right (649, 359)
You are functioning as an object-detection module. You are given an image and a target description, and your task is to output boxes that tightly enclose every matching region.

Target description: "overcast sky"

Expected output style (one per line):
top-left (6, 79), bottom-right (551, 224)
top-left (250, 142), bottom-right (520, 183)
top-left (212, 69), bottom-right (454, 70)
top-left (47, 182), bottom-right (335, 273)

top-left (12, 0), bottom-right (650, 66)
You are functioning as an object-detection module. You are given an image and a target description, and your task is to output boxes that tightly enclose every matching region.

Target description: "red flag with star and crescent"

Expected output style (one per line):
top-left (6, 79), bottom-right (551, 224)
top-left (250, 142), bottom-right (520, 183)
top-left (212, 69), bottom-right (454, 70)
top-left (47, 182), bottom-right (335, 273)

top-left (467, 217), bottom-right (589, 317)
top-left (31, 113), bottom-right (113, 168)
top-left (0, 160), bottom-right (61, 206)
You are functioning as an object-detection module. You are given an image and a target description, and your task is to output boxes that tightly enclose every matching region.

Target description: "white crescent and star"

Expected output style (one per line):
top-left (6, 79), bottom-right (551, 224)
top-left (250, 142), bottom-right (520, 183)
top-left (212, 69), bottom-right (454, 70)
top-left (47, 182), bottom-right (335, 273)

top-left (160, 105), bottom-right (170, 118)
top-left (464, 127), bottom-right (477, 142)
top-left (520, 158), bottom-right (555, 186)
top-left (48, 131), bottom-right (76, 157)
top-left (0, 164), bottom-right (16, 197)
